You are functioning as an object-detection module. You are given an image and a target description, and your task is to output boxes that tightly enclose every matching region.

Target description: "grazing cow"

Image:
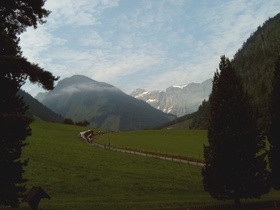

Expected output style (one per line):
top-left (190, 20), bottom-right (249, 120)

top-left (79, 130), bottom-right (94, 143)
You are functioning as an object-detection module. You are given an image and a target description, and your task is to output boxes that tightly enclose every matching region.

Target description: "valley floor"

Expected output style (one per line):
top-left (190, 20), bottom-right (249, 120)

top-left (16, 121), bottom-right (280, 209)
top-left (90, 138), bottom-right (205, 167)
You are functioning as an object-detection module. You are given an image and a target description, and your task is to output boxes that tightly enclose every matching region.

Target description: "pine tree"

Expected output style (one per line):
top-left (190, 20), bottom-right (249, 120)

top-left (0, 0), bottom-right (58, 207)
top-left (202, 56), bottom-right (270, 206)
top-left (268, 57), bottom-right (280, 190)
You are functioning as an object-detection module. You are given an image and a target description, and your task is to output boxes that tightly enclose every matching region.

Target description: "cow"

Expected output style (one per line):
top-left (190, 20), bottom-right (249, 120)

top-left (79, 129), bottom-right (94, 143)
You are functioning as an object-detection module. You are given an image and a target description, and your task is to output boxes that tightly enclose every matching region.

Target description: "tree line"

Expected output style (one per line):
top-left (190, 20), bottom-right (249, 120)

top-left (62, 118), bottom-right (90, 127)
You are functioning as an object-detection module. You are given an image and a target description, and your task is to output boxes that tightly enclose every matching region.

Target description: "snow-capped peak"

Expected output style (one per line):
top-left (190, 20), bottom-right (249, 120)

top-left (172, 84), bottom-right (188, 89)
top-left (135, 91), bottom-right (150, 98)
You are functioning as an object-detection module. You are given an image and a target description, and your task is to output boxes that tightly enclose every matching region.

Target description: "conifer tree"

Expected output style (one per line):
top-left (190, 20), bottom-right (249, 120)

top-left (202, 56), bottom-right (270, 206)
top-left (0, 0), bottom-right (58, 207)
top-left (268, 57), bottom-right (280, 190)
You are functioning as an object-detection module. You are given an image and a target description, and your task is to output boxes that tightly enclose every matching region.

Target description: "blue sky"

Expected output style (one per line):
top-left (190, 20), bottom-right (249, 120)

top-left (20, 0), bottom-right (280, 96)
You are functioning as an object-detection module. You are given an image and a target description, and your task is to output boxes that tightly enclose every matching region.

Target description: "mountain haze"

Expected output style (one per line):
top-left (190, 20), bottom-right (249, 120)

top-left (37, 75), bottom-right (175, 131)
top-left (17, 90), bottom-right (63, 122)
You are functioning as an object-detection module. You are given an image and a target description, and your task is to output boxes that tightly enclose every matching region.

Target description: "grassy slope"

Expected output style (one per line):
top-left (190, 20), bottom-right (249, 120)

top-left (95, 130), bottom-right (208, 160)
top-left (21, 121), bottom-right (211, 209)
top-left (20, 121), bottom-right (280, 209)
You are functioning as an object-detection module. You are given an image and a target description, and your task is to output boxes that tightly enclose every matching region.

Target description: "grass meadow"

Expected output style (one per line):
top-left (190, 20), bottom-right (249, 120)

top-left (18, 121), bottom-right (280, 209)
top-left (95, 130), bottom-right (208, 161)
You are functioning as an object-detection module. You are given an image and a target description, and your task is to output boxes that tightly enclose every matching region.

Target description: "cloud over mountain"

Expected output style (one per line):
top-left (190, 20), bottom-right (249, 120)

top-left (37, 75), bottom-right (175, 131)
top-left (19, 0), bottom-right (280, 97)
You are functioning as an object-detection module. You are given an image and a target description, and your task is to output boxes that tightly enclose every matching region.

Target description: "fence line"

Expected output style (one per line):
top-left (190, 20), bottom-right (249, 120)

top-left (157, 201), bottom-right (280, 210)
top-left (90, 139), bottom-right (205, 167)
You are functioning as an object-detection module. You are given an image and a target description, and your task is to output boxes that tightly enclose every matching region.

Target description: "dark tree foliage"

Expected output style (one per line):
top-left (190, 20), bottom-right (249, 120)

top-left (0, 0), bottom-right (58, 207)
top-left (202, 56), bottom-right (270, 206)
top-left (62, 118), bottom-right (74, 125)
top-left (268, 57), bottom-right (280, 190)
top-left (0, 0), bottom-right (50, 37)
top-left (75, 120), bottom-right (90, 127)
top-left (189, 100), bottom-right (210, 129)
top-left (232, 13), bottom-right (280, 131)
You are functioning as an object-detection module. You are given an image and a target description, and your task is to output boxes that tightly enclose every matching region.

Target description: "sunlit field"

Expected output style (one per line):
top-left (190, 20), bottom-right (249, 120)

top-left (95, 130), bottom-right (208, 161)
top-left (19, 121), bottom-right (280, 209)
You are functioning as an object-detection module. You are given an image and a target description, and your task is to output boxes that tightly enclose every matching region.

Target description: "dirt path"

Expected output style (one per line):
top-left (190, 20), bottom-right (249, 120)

top-left (89, 140), bottom-right (205, 167)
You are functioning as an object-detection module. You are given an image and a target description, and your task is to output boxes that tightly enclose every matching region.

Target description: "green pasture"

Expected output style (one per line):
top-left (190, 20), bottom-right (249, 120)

top-left (95, 130), bottom-right (208, 160)
top-left (15, 121), bottom-right (280, 209)
top-left (20, 121), bottom-right (211, 209)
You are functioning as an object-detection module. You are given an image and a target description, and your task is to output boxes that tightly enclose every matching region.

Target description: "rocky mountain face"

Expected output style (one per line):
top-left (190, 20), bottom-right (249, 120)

top-left (130, 79), bottom-right (212, 117)
top-left (36, 75), bottom-right (175, 131)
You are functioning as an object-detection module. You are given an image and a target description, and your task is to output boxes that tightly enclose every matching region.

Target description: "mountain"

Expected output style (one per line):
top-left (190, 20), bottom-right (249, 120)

top-left (36, 75), bottom-right (175, 131)
top-left (17, 90), bottom-right (63, 122)
top-left (165, 13), bottom-right (280, 130)
top-left (130, 79), bottom-right (212, 117)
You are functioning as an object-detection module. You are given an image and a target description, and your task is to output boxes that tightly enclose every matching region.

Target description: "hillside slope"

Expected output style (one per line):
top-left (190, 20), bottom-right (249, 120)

top-left (38, 75), bottom-right (175, 131)
top-left (17, 90), bottom-right (63, 122)
top-left (232, 13), bottom-right (280, 128)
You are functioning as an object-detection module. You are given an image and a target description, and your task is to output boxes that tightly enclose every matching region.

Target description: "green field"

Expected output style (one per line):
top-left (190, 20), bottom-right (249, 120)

top-left (16, 121), bottom-right (280, 209)
top-left (95, 130), bottom-right (208, 160)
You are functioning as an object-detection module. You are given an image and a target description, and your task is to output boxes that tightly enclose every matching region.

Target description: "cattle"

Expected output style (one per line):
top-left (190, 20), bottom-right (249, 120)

top-left (79, 130), bottom-right (94, 143)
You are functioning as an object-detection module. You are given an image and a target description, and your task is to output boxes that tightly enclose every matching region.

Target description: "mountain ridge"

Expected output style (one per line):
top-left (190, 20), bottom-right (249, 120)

top-left (37, 75), bottom-right (175, 131)
top-left (130, 79), bottom-right (212, 117)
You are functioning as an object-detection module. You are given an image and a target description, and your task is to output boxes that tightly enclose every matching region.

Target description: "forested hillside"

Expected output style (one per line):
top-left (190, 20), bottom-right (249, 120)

top-left (167, 13), bottom-right (280, 130)
top-left (232, 13), bottom-right (280, 129)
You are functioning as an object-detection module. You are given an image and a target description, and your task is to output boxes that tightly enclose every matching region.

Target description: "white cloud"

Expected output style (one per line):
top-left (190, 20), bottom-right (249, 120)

top-left (79, 30), bottom-right (112, 48)
top-left (140, 59), bottom-right (217, 92)
top-left (45, 0), bottom-right (119, 28)
top-left (90, 52), bottom-right (163, 83)
top-left (19, 27), bottom-right (67, 66)
top-left (19, 0), bottom-right (280, 96)
top-left (52, 83), bottom-right (119, 97)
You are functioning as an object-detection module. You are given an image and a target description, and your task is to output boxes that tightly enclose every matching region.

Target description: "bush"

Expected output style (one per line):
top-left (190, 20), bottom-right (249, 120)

top-left (75, 120), bottom-right (90, 127)
top-left (62, 118), bottom-right (74, 125)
